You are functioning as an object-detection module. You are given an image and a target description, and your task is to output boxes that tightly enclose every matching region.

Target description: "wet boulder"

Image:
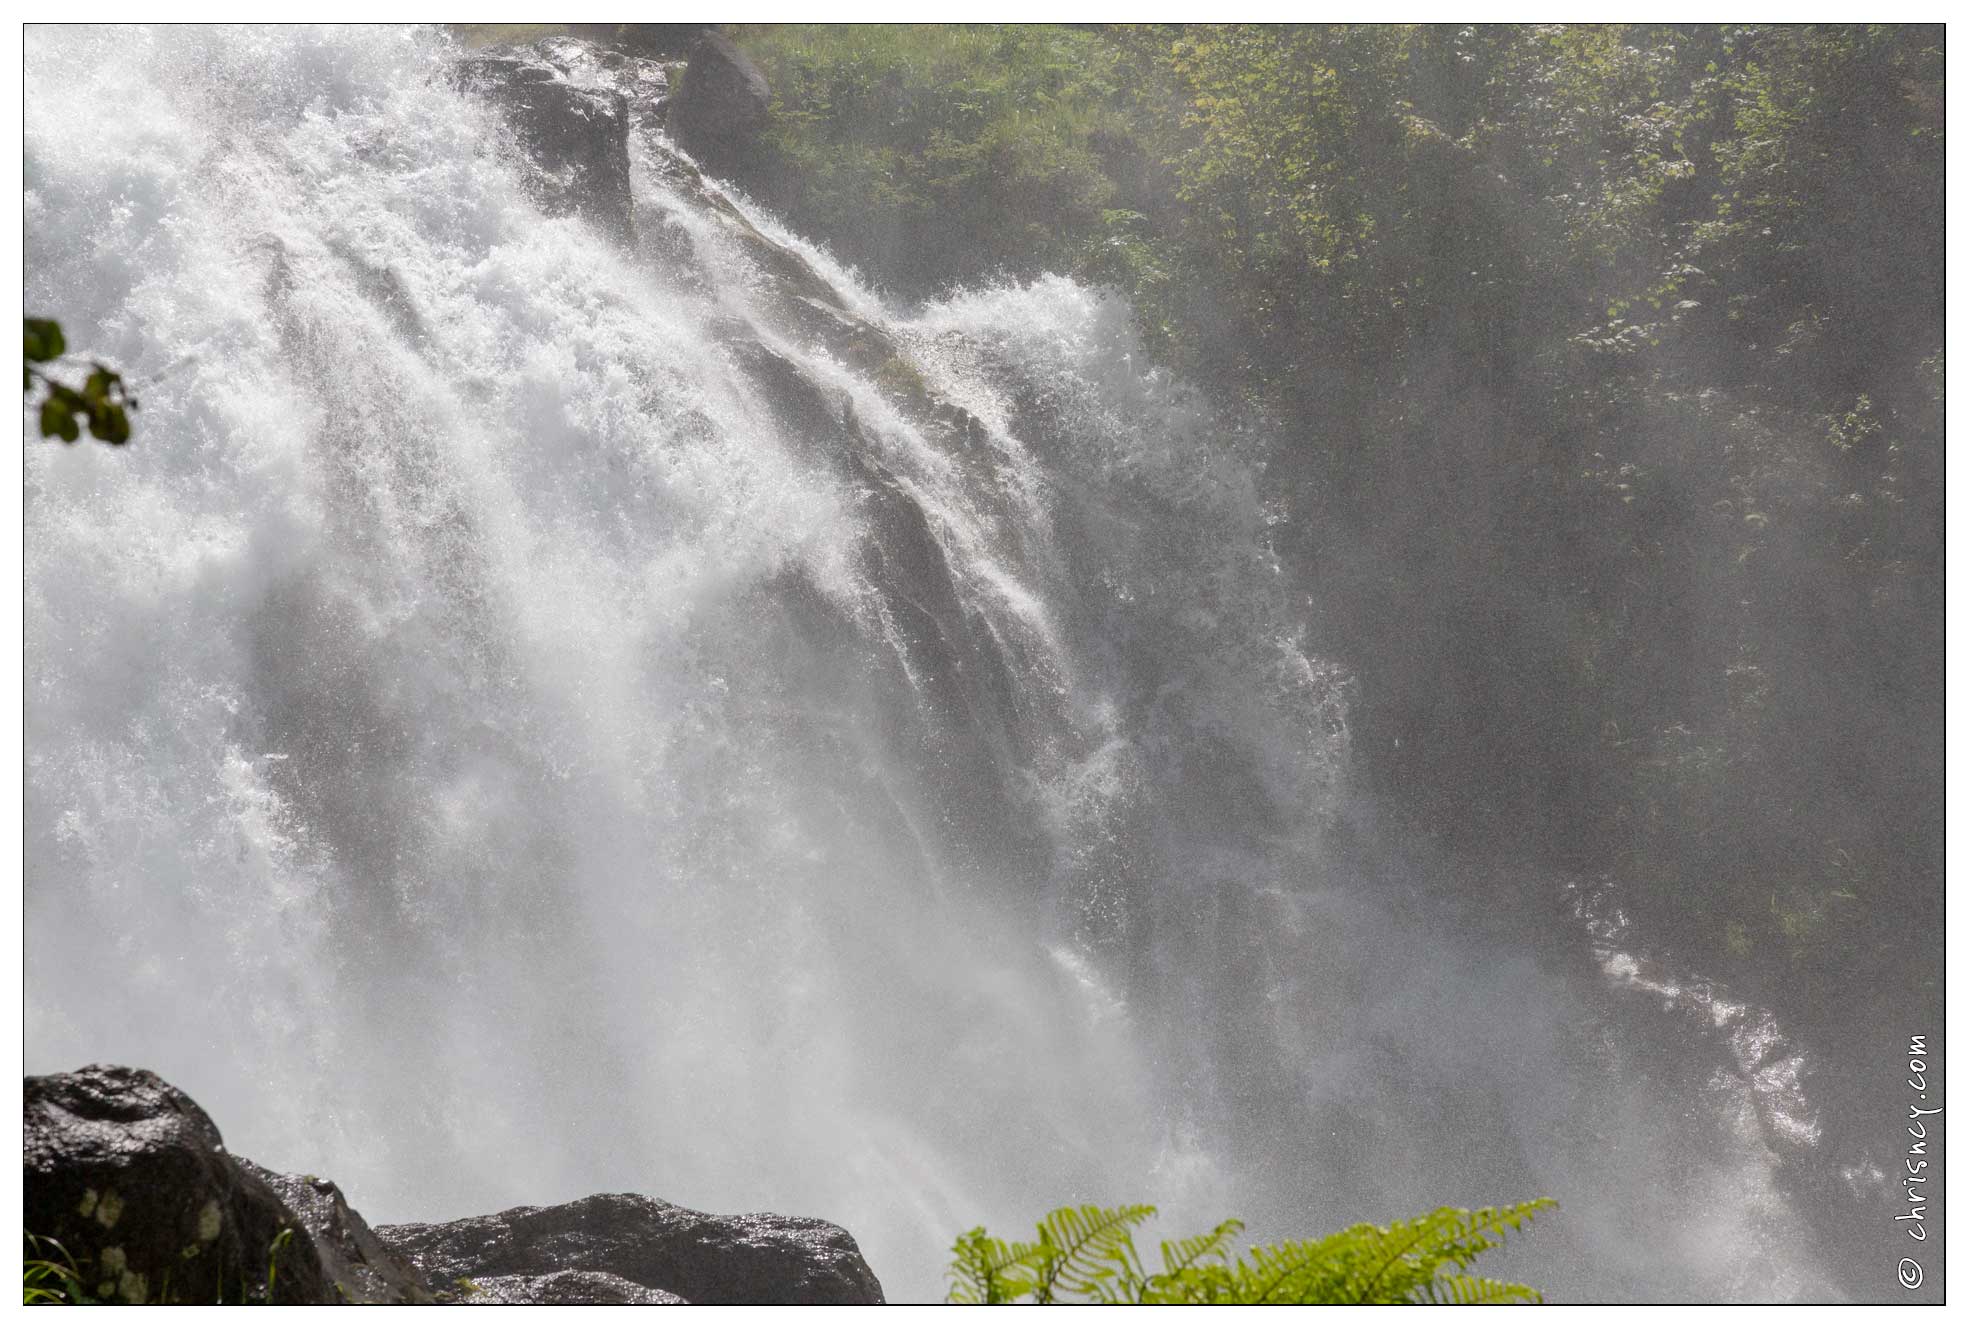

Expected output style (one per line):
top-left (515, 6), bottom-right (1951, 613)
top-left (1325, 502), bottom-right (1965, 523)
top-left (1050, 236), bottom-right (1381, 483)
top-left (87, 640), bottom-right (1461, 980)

top-left (377, 1192), bottom-right (886, 1305)
top-left (23, 1065), bottom-right (332, 1305)
top-left (670, 31), bottom-right (772, 167)
top-left (24, 1066), bottom-right (887, 1306)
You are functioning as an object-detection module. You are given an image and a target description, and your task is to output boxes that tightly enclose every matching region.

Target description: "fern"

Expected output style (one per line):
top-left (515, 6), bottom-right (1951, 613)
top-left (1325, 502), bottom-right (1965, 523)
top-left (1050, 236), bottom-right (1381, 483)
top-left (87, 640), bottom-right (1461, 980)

top-left (1029, 1203), bottom-right (1156, 1304)
top-left (946, 1198), bottom-right (1553, 1305)
top-left (1138, 1216), bottom-right (1245, 1305)
top-left (948, 1227), bottom-right (1046, 1304)
top-left (1151, 1217), bottom-right (1242, 1284)
top-left (948, 1206), bottom-right (1156, 1305)
top-left (1415, 1273), bottom-right (1550, 1305)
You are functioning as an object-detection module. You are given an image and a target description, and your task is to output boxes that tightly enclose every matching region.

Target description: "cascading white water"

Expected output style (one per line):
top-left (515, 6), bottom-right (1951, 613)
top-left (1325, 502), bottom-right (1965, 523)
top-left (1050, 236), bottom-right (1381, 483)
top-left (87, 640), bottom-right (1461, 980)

top-left (26, 25), bottom-right (1840, 1302)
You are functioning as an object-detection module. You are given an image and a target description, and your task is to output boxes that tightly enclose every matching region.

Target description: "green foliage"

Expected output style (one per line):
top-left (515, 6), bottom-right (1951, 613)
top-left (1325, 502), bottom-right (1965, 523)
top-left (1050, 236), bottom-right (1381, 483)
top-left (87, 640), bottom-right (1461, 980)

top-left (729, 25), bottom-right (1135, 293)
top-left (720, 27), bottom-right (1942, 1001)
top-left (23, 318), bottom-right (63, 365)
top-left (22, 1227), bottom-right (299, 1306)
top-left (24, 1234), bottom-right (93, 1306)
top-left (25, 317), bottom-right (137, 445)
top-left (947, 1199), bottom-right (1553, 1305)
top-left (264, 1228), bottom-right (295, 1303)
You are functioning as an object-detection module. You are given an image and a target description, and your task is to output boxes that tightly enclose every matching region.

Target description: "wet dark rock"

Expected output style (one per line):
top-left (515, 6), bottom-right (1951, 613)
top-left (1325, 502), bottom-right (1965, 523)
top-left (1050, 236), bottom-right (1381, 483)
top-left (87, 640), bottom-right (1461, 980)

top-left (632, 138), bottom-right (1002, 482)
top-left (533, 33), bottom-right (675, 115)
top-left (27, 1066), bottom-right (883, 1306)
top-left (670, 30), bottom-right (772, 166)
top-left (244, 1163), bottom-right (434, 1304)
top-left (636, 138), bottom-right (848, 314)
top-left (726, 338), bottom-right (860, 471)
top-left (23, 1065), bottom-right (331, 1305)
top-left (460, 1271), bottom-right (689, 1305)
top-left (328, 241), bottom-right (429, 346)
top-left (718, 336), bottom-right (1040, 882)
top-left (377, 1192), bottom-right (886, 1305)
top-left (453, 46), bottom-right (636, 241)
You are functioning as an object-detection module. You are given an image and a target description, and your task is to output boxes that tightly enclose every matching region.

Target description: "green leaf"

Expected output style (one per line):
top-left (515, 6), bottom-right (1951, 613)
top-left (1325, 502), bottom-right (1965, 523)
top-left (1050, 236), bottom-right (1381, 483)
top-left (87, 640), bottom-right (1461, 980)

top-left (88, 405), bottom-right (132, 445)
top-left (24, 317), bottom-right (65, 363)
top-left (40, 393), bottom-right (79, 442)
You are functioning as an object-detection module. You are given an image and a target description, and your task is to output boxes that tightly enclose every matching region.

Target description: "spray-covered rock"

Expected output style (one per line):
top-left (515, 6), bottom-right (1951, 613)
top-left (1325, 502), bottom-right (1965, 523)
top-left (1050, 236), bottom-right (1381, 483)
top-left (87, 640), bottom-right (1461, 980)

top-left (453, 44), bottom-right (637, 241)
top-left (27, 1064), bottom-right (884, 1305)
top-left (378, 1193), bottom-right (886, 1305)
top-left (458, 1270), bottom-right (689, 1304)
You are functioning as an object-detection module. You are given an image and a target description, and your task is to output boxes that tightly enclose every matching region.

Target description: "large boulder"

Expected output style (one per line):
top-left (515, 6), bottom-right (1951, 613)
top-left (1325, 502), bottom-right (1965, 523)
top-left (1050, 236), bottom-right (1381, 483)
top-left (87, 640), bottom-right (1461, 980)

top-left (377, 1192), bottom-right (887, 1305)
top-left (23, 1065), bottom-right (332, 1305)
top-left (28, 1065), bottom-right (887, 1306)
top-left (670, 31), bottom-right (772, 166)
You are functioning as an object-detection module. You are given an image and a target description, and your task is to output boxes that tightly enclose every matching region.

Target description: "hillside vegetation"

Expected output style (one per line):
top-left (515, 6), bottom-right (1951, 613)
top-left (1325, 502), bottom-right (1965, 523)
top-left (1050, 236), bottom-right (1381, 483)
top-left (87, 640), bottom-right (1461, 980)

top-left (723, 23), bottom-right (1943, 1025)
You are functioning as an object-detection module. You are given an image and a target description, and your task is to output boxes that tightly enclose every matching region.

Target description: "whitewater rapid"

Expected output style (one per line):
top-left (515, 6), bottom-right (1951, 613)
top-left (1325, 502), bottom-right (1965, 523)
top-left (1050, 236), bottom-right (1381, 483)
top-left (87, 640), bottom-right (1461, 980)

top-left (25, 25), bottom-right (1839, 1301)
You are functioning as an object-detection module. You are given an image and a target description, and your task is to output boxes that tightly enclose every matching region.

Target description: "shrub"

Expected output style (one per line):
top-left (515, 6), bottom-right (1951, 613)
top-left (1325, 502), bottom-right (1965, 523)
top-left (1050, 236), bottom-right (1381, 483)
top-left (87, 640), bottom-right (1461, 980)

top-left (947, 1199), bottom-right (1554, 1305)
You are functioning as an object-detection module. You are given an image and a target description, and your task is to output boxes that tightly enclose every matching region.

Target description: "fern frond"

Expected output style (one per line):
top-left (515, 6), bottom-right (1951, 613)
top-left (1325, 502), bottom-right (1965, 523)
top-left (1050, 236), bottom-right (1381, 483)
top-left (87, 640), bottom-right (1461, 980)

top-left (1136, 1218), bottom-right (1245, 1304)
top-left (947, 1226), bottom-right (1045, 1304)
top-left (1233, 1226), bottom-right (1372, 1304)
top-left (1355, 1200), bottom-right (1555, 1304)
top-left (1029, 1204), bottom-right (1156, 1304)
top-left (943, 1197), bottom-right (1552, 1305)
top-left (1228, 1199), bottom-right (1554, 1304)
top-left (1414, 1273), bottom-right (1546, 1305)
top-left (1160, 1217), bottom-right (1244, 1279)
top-left (1349, 1210), bottom-right (1484, 1302)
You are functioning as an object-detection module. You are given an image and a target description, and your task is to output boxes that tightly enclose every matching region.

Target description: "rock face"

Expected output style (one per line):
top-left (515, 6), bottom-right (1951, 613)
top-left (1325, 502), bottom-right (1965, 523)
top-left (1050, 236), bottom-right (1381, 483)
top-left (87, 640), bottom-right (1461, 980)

top-left (25, 1065), bottom-right (887, 1305)
top-left (461, 1271), bottom-right (689, 1306)
top-left (378, 1192), bottom-right (887, 1305)
top-left (244, 1163), bottom-right (433, 1304)
top-left (23, 1065), bottom-right (332, 1305)
top-left (453, 46), bottom-right (637, 241)
top-left (669, 30), bottom-right (772, 166)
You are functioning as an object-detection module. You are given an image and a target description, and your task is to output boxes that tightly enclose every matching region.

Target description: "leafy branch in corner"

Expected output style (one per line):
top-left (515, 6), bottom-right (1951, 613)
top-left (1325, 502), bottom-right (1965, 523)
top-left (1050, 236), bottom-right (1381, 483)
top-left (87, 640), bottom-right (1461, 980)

top-left (25, 317), bottom-right (136, 445)
top-left (948, 1198), bottom-right (1555, 1305)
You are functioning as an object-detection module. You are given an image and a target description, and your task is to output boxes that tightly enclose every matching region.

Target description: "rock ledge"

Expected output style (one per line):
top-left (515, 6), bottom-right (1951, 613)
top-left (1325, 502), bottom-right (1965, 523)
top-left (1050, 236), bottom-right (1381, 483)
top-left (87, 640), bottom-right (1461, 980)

top-left (23, 1065), bottom-right (884, 1306)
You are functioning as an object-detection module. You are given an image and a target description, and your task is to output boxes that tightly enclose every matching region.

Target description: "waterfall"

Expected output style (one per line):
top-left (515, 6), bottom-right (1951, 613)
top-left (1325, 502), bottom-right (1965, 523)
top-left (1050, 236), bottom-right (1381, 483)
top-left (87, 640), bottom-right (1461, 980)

top-left (25, 25), bottom-right (1840, 1301)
